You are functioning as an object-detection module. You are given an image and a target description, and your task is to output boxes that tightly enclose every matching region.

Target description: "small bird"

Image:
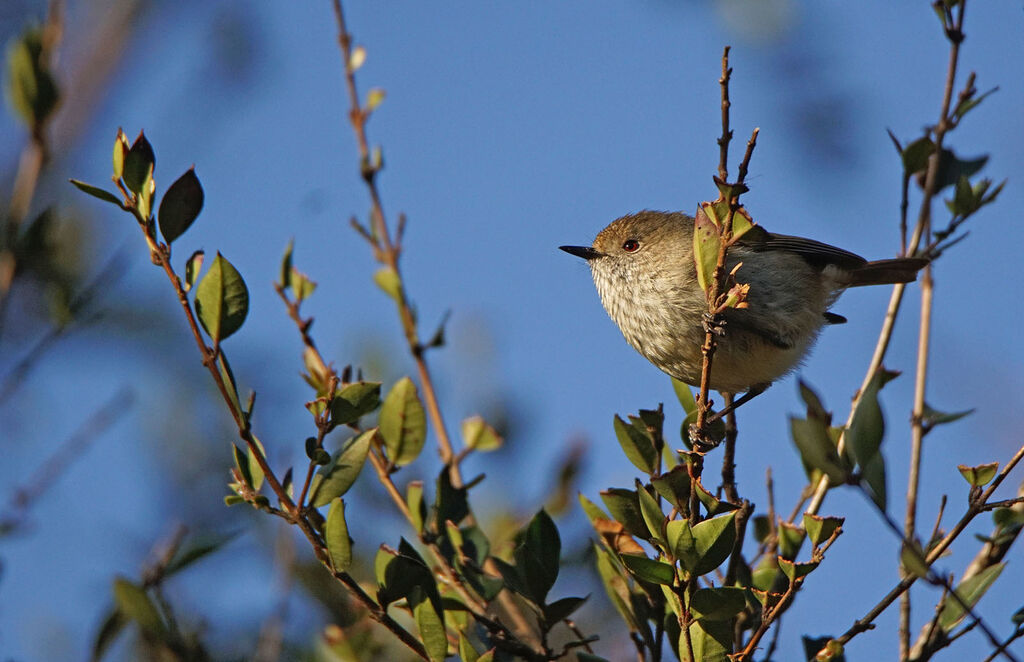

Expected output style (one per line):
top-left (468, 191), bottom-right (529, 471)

top-left (561, 210), bottom-right (927, 395)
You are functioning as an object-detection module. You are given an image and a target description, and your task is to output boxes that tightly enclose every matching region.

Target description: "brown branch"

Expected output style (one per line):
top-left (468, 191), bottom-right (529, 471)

top-left (330, 0), bottom-right (459, 485)
top-left (717, 46), bottom-right (733, 181)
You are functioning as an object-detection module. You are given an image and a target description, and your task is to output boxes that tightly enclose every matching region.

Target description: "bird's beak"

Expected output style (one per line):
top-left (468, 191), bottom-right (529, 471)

top-left (559, 245), bottom-right (603, 260)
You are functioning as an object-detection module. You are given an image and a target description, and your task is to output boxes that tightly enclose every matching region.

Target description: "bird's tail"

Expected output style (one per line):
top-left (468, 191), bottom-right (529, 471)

top-left (848, 257), bottom-right (929, 286)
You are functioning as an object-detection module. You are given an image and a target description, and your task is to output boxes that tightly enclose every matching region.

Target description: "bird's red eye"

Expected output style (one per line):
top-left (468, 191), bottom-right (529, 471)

top-left (622, 239), bottom-right (640, 252)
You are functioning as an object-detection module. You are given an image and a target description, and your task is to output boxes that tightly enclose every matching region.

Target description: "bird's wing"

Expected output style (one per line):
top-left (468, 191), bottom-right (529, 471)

top-left (752, 232), bottom-right (868, 270)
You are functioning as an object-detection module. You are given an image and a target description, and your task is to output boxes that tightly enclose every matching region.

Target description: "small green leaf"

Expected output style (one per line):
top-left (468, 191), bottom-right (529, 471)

top-left (543, 595), bottom-right (589, 624)
top-left (379, 377), bottom-right (427, 466)
top-left (938, 563), bottom-right (1005, 632)
top-left (158, 167), bottom-right (204, 243)
top-left (651, 465), bottom-right (691, 512)
top-left (691, 511), bottom-right (737, 575)
top-left (4, 27), bottom-right (58, 128)
top-left (365, 87), bottom-right (387, 112)
top-left (410, 585), bottom-right (446, 662)
top-left (112, 578), bottom-right (165, 636)
top-left (930, 149), bottom-right (988, 192)
top-left (667, 519), bottom-right (697, 572)
top-left (325, 499), bottom-right (353, 572)
top-left (91, 609), bottom-right (127, 662)
top-left (329, 381), bottom-right (381, 428)
top-left (803, 636), bottom-right (845, 662)
top-left (461, 416), bottom-right (503, 452)
top-left (407, 481), bottom-right (426, 534)
top-left (600, 488), bottom-right (649, 540)
top-left (164, 532), bottom-right (235, 577)
top-left (790, 416), bottom-right (848, 486)
top-left (636, 482), bottom-right (666, 546)
top-left (957, 462), bottom-right (999, 487)
top-left (593, 544), bottom-right (639, 630)
top-left (861, 452), bottom-right (888, 511)
top-left (692, 204), bottom-right (721, 294)
top-left (751, 515), bottom-right (772, 544)
top-left (672, 377), bottom-right (698, 416)
top-left (578, 492), bottom-right (609, 525)
top-left (309, 429), bottom-right (374, 507)
top-left (682, 617), bottom-right (732, 662)
top-left (194, 253), bottom-right (249, 343)
top-left (777, 521), bottom-right (806, 561)
top-left (123, 131), bottom-right (155, 194)
top-left (803, 514), bottom-right (844, 547)
top-left (374, 266), bottom-right (401, 300)
top-left (923, 403), bottom-right (974, 428)
top-left (689, 587), bottom-right (746, 622)
top-left (620, 554), bottom-right (676, 585)
top-left (900, 539), bottom-right (930, 579)
top-left (843, 368), bottom-right (892, 471)
top-left (778, 557), bottom-right (818, 582)
top-left (112, 128), bottom-right (129, 180)
top-left (514, 509), bottom-right (561, 603)
top-left (613, 414), bottom-right (657, 475)
top-left (69, 179), bottom-right (122, 206)
top-left (900, 136), bottom-right (935, 175)
top-left (183, 250), bottom-right (204, 292)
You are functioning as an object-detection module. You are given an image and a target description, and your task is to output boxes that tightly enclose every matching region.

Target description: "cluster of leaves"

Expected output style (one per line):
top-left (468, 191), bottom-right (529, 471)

top-left (72, 129), bottom-right (605, 661)
top-left (578, 383), bottom-right (845, 661)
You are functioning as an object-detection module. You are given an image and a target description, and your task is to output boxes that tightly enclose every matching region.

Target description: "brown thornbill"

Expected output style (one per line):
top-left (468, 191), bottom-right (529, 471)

top-left (561, 210), bottom-right (926, 396)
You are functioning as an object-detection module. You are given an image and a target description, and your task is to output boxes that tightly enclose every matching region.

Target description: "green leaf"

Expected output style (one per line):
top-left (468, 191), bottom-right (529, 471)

top-left (407, 481), bottom-right (426, 534)
top-left (325, 499), bottom-right (353, 572)
top-left (217, 352), bottom-right (243, 419)
top-left (931, 149), bottom-right (988, 191)
top-left (578, 492), bottom-right (610, 525)
top-left (600, 488), bottom-right (649, 540)
top-left (158, 167), bottom-right (204, 244)
top-left (69, 180), bottom-right (123, 207)
top-left (900, 539), bottom-right (930, 579)
top-left (861, 452), bottom-right (888, 511)
top-left (164, 532), bottom-right (235, 577)
top-left (365, 87), bottom-right (387, 112)
top-left (636, 482), bottom-right (666, 546)
top-left (900, 136), bottom-right (935, 175)
top-left (123, 131), bottom-right (155, 194)
top-left (847, 370), bottom-right (897, 469)
top-left (514, 509), bottom-right (561, 603)
top-left (374, 266), bottom-right (402, 300)
top-left (922, 403), bottom-right (974, 428)
top-left (938, 563), bottom-right (1005, 632)
top-left (461, 415), bottom-right (503, 451)
top-left (593, 544), bottom-right (639, 630)
top-left (957, 462), bottom-right (999, 487)
top-left (279, 239), bottom-right (294, 289)
top-left (953, 85), bottom-right (998, 121)
top-left (777, 521), bottom-right (806, 561)
top-left (112, 128), bottom-right (129, 180)
top-left (194, 253), bottom-right (249, 343)
top-left (620, 554), bottom-right (676, 585)
top-left (667, 519), bottom-right (698, 571)
top-left (183, 250), bottom-right (204, 292)
top-left (112, 578), bottom-right (166, 636)
top-left (778, 557), bottom-right (818, 582)
top-left (90, 609), bottom-right (127, 662)
top-left (543, 595), bottom-right (588, 625)
top-left (309, 429), bottom-right (374, 507)
top-left (433, 467), bottom-right (469, 529)
top-left (458, 632), bottom-right (480, 662)
top-left (751, 515), bottom-right (772, 544)
top-left (790, 416), bottom-right (848, 486)
top-left (376, 543), bottom-right (434, 607)
top-left (691, 511), bottom-right (737, 575)
top-left (4, 27), bottom-right (58, 128)
top-left (692, 204), bottom-right (721, 294)
top-left (651, 465), bottom-right (691, 512)
top-left (689, 587), bottom-right (746, 622)
top-left (329, 381), bottom-right (381, 428)
top-left (803, 515), bottom-right (844, 547)
top-left (682, 618), bottom-right (732, 662)
top-left (672, 377), bottom-right (698, 415)
top-left (378, 377), bottom-right (427, 466)
top-left (613, 414), bottom-right (657, 475)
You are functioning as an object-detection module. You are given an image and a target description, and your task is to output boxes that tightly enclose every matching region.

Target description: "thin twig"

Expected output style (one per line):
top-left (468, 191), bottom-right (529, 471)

top-left (330, 0), bottom-right (459, 485)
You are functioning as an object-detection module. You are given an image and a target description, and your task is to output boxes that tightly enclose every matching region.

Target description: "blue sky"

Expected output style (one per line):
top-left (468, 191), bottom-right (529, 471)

top-left (2, 1), bottom-right (1023, 660)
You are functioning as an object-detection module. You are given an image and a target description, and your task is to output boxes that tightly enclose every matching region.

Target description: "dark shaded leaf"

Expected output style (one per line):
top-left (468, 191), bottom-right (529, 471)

top-left (691, 511), bottom-right (737, 575)
top-left (689, 587), bottom-right (746, 621)
top-left (158, 168), bottom-right (204, 243)
top-left (69, 180), bottom-right (122, 206)
top-left (600, 488), bottom-right (649, 540)
top-left (123, 131), bottom-right (155, 194)
top-left (329, 381), bottom-right (381, 428)
top-left (543, 595), bottom-right (588, 624)
top-left (803, 515), bottom-right (844, 547)
top-left (112, 578), bottom-right (165, 635)
top-left (620, 554), bottom-right (675, 585)
top-left (614, 414), bottom-right (657, 475)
